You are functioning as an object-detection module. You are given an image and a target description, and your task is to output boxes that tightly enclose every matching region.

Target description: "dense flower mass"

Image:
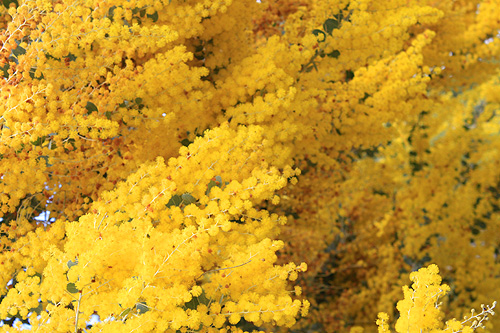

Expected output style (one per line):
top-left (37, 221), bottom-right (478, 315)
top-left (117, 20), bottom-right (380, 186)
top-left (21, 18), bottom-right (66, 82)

top-left (0, 0), bottom-right (499, 332)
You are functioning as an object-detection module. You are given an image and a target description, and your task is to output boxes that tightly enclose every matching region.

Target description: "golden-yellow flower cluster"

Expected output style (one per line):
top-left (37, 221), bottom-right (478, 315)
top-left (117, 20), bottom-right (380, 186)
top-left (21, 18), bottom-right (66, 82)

top-left (1, 0), bottom-right (500, 332)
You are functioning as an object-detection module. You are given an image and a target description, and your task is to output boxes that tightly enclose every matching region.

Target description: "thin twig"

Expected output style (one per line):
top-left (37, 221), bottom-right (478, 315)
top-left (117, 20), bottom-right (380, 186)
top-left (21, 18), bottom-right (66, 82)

top-left (74, 292), bottom-right (83, 333)
top-left (198, 259), bottom-right (252, 279)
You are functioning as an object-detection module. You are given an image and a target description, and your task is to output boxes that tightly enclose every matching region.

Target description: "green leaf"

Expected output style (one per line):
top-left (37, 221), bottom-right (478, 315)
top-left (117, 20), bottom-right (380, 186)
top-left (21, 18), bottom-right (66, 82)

top-left (67, 259), bottom-right (78, 268)
top-left (37, 155), bottom-right (50, 167)
top-left (86, 102), bottom-right (98, 114)
top-left (183, 290), bottom-right (210, 310)
top-left (30, 303), bottom-right (43, 315)
top-left (31, 136), bottom-right (46, 146)
top-left (11, 45), bottom-right (26, 58)
top-left (48, 139), bottom-right (57, 150)
top-left (327, 50), bottom-right (340, 59)
top-left (136, 302), bottom-right (149, 314)
top-left (334, 12), bottom-right (344, 23)
top-left (119, 308), bottom-right (132, 317)
top-left (345, 70), bottom-right (354, 82)
top-left (147, 11), bottom-right (159, 22)
top-left (44, 53), bottom-right (61, 61)
top-left (181, 193), bottom-right (196, 205)
top-left (66, 283), bottom-right (79, 293)
top-left (28, 67), bottom-right (44, 80)
top-left (166, 194), bottom-right (182, 208)
top-left (1, 0), bottom-right (18, 9)
top-left (107, 6), bottom-right (116, 20)
top-left (194, 53), bottom-right (205, 60)
top-left (474, 219), bottom-right (487, 229)
top-left (324, 18), bottom-right (340, 34)
top-left (105, 111), bottom-right (112, 119)
top-left (180, 138), bottom-right (192, 147)
top-left (312, 29), bottom-right (326, 42)
top-left (206, 175), bottom-right (223, 195)
top-left (1, 62), bottom-right (9, 78)
top-left (359, 92), bottom-right (371, 103)
top-left (206, 181), bottom-right (216, 195)
top-left (166, 193), bottom-right (197, 208)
